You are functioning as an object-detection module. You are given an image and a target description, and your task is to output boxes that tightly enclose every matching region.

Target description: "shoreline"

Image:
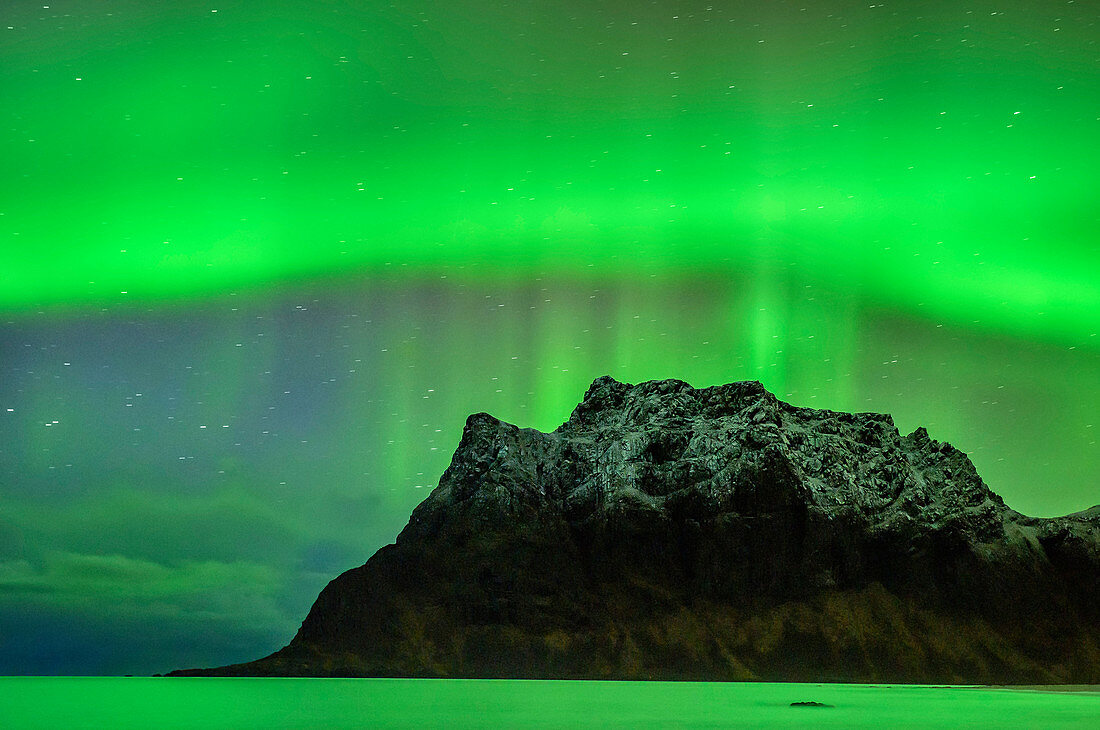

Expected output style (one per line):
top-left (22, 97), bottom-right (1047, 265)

top-left (983, 685), bottom-right (1100, 694)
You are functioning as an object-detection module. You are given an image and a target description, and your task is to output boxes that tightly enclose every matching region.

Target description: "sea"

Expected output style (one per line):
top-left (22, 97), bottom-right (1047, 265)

top-left (0, 678), bottom-right (1097, 729)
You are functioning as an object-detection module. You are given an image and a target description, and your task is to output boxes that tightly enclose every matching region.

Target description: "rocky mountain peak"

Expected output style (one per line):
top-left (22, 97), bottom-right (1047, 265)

top-left (173, 376), bottom-right (1100, 683)
top-left (438, 376), bottom-right (1000, 538)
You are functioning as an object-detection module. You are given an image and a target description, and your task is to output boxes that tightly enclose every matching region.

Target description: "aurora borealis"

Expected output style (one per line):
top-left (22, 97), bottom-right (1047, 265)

top-left (0, 0), bottom-right (1097, 676)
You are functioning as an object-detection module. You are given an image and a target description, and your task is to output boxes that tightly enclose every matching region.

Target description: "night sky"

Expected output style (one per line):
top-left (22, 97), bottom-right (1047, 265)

top-left (1, 0), bottom-right (1097, 676)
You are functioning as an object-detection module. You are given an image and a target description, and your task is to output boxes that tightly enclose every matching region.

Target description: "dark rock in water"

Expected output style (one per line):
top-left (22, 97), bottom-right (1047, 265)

top-left (170, 377), bottom-right (1100, 682)
top-left (790, 701), bottom-right (833, 707)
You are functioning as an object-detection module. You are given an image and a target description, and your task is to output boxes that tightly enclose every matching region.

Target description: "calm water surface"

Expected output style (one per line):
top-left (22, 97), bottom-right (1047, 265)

top-left (1, 678), bottom-right (1097, 729)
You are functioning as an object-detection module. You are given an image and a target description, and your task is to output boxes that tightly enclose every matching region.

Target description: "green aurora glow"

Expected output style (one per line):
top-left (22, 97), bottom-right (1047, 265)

top-left (3, 1), bottom-right (1098, 344)
top-left (0, 0), bottom-right (1097, 675)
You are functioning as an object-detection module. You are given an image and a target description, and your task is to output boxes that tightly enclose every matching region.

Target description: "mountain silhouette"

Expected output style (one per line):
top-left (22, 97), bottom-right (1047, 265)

top-left (171, 377), bottom-right (1100, 682)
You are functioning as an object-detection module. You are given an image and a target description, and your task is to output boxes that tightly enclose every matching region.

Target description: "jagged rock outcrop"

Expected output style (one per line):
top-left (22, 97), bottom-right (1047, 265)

top-left (172, 377), bottom-right (1100, 682)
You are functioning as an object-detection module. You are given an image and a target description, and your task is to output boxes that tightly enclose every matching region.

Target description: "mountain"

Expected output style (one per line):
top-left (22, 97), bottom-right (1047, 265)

top-left (171, 376), bottom-right (1100, 682)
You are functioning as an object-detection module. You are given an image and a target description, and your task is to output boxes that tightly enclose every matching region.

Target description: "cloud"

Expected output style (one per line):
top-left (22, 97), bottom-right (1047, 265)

top-left (8, 485), bottom-right (302, 566)
top-left (1, 551), bottom-right (277, 608)
top-left (0, 482), bottom-right (389, 674)
top-left (0, 550), bottom-right (299, 675)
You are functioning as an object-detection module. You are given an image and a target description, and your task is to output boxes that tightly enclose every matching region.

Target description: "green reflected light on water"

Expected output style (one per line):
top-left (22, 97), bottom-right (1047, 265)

top-left (0, 678), bottom-right (1097, 730)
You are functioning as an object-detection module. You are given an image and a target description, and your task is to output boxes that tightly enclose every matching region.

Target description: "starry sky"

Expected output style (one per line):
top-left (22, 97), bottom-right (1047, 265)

top-left (1, 0), bottom-right (1097, 676)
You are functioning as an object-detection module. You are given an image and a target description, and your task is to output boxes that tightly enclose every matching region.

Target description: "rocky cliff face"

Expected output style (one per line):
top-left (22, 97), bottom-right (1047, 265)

top-left (173, 377), bottom-right (1100, 682)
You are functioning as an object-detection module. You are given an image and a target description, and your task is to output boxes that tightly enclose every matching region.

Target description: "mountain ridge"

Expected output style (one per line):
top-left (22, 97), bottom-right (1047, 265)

top-left (170, 376), bottom-right (1100, 682)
